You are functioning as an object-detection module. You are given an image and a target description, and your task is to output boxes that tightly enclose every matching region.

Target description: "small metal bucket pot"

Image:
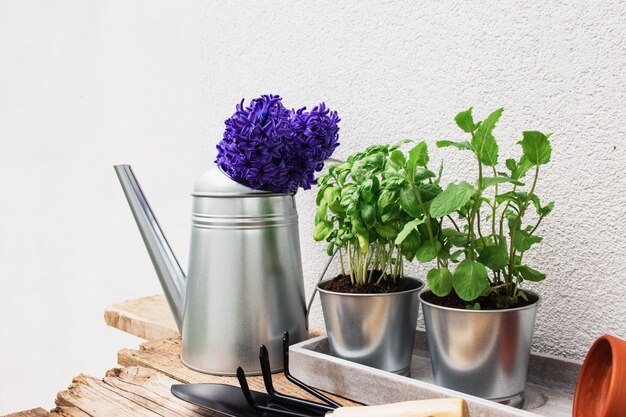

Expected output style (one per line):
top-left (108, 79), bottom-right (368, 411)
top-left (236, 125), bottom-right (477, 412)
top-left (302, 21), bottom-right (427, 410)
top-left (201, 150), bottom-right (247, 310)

top-left (317, 277), bottom-right (424, 376)
top-left (420, 289), bottom-right (539, 408)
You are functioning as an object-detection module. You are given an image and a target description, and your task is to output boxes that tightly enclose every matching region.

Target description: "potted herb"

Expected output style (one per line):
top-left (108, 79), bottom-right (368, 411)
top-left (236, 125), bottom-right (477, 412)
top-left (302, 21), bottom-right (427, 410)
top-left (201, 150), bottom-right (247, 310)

top-left (313, 141), bottom-right (442, 375)
top-left (419, 107), bottom-right (554, 407)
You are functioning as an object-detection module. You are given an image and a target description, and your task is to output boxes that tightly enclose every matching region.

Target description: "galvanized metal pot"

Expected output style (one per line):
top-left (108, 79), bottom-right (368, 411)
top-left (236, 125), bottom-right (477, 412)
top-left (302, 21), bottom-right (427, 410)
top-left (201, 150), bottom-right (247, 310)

top-left (420, 289), bottom-right (539, 408)
top-left (317, 277), bottom-right (424, 376)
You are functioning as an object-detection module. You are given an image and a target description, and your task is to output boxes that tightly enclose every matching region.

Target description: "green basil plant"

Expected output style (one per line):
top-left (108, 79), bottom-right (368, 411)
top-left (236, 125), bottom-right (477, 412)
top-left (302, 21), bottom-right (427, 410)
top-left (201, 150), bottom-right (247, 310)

top-left (426, 107), bottom-right (554, 308)
top-left (313, 141), bottom-right (444, 285)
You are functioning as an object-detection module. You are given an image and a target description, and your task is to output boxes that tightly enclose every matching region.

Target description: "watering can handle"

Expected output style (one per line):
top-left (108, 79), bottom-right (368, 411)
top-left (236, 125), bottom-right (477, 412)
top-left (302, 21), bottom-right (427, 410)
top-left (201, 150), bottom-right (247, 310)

top-left (305, 157), bottom-right (344, 329)
top-left (305, 250), bottom-right (336, 328)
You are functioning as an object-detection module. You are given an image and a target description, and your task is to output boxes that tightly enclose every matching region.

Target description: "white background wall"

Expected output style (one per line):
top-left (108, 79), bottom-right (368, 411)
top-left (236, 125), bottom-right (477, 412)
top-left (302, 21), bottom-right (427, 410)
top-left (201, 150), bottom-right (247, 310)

top-left (1, 0), bottom-right (625, 414)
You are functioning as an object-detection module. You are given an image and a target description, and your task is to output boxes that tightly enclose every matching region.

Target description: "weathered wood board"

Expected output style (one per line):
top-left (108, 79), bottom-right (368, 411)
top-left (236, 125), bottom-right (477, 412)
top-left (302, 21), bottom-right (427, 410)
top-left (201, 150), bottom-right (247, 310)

top-left (54, 367), bottom-right (220, 416)
top-left (3, 409), bottom-right (52, 417)
top-left (117, 336), bottom-right (354, 405)
top-left (104, 295), bottom-right (179, 341)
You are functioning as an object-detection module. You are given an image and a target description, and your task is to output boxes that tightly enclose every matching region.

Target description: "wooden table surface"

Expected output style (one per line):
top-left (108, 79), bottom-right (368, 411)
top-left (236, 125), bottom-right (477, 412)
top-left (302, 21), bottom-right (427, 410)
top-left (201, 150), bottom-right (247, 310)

top-left (5, 295), bottom-right (355, 417)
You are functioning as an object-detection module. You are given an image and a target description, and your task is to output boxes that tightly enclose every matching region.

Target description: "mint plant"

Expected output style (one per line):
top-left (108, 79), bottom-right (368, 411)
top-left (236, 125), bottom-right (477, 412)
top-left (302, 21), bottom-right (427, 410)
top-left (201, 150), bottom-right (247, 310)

top-left (313, 141), bottom-right (443, 285)
top-left (426, 107), bottom-right (554, 308)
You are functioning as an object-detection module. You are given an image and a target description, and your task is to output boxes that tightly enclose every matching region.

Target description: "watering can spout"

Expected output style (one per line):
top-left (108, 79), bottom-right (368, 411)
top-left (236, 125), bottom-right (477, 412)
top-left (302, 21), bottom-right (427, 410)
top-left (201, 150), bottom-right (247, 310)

top-left (114, 164), bottom-right (186, 332)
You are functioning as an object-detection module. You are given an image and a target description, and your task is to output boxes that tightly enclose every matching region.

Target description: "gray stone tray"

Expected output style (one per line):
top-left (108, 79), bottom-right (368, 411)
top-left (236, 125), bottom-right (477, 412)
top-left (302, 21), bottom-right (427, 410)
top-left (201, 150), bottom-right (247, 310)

top-left (290, 332), bottom-right (579, 417)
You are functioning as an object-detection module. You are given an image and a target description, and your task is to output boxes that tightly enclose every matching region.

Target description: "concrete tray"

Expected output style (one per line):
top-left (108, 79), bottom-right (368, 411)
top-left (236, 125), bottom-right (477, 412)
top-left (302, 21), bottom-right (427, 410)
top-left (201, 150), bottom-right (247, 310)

top-left (290, 332), bottom-right (579, 417)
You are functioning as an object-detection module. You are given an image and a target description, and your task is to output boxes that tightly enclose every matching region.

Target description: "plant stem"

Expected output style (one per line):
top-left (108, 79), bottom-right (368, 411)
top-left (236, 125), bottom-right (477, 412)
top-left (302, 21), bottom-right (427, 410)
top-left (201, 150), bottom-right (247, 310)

top-left (491, 166), bottom-right (499, 242)
top-left (339, 247), bottom-right (346, 277)
top-left (529, 215), bottom-right (544, 235)
top-left (410, 181), bottom-right (440, 266)
top-left (468, 159), bottom-right (484, 260)
top-left (446, 215), bottom-right (461, 232)
top-left (507, 164), bottom-right (540, 292)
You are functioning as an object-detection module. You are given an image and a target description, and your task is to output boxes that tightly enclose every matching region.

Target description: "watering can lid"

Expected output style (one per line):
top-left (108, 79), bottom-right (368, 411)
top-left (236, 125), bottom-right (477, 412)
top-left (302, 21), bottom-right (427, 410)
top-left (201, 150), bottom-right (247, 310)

top-left (192, 163), bottom-right (279, 197)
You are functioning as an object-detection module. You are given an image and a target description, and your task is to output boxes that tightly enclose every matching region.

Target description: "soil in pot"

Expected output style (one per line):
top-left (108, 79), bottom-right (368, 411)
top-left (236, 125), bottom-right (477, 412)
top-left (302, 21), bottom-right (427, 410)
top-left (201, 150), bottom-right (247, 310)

top-left (324, 271), bottom-right (415, 294)
top-left (421, 288), bottom-right (538, 309)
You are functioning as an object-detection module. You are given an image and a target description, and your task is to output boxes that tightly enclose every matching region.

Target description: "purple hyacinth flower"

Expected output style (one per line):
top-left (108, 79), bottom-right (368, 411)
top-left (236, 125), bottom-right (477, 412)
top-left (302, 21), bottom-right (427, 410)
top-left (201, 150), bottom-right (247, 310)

top-left (216, 95), bottom-right (340, 193)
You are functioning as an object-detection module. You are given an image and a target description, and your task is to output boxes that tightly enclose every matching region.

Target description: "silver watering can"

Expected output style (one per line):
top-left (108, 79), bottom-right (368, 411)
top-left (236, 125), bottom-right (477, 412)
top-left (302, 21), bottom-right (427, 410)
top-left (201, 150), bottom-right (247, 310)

top-left (114, 164), bottom-right (309, 375)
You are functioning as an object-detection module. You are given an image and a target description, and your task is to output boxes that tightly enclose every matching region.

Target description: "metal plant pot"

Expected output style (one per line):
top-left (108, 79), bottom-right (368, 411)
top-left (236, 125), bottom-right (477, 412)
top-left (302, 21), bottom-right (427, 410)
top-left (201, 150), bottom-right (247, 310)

top-left (317, 277), bottom-right (424, 376)
top-left (420, 289), bottom-right (539, 408)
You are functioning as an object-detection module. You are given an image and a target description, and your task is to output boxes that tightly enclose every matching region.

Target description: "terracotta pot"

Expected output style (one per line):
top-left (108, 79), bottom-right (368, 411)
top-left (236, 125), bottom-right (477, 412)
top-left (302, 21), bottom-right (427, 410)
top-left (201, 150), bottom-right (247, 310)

top-left (573, 335), bottom-right (626, 417)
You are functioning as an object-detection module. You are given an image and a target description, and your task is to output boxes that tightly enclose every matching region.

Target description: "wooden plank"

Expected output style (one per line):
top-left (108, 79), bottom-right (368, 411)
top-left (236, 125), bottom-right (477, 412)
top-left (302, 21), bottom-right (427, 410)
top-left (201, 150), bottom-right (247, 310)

top-left (104, 295), bottom-right (179, 341)
top-left (118, 337), bottom-right (356, 406)
top-left (52, 408), bottom-right (91, 417)
top-left (55, 368), bottom-right (219, 417)
top-left (2, 408), bottom-right (51, 417)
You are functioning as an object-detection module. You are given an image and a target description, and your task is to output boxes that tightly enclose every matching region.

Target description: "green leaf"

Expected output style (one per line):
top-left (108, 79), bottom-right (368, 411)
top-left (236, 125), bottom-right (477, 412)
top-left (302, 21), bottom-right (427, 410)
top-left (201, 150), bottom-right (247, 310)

top-left (518, 131), bottom-right (552, 165)
top-left (395, 218), bottom-right (426, 245)
top-left (513, 230), bottom-right (543, 251)
top-left (472, 108), bottom-right (503, 167)
top-left (530, 194), bottom-right (555, 217)
top-left (477, 244), bottom-right (508, 270)
top-left (377, 189), bottom-right (397, 211)
top-left (375, 223), bottom-right (397, 239)
top-left (454, 107), bottom-right (475, 133)
top-left (496, 191), bottom-right (528, 206)
top-left (415, 240), bottom-right (441, 263)
top-left (407, 142), bottom-right (429, 179)
top-left (400, 231), bottom-right (420, 261)
top-left (315, 202), bottom-right (328, 222)
top-left (356, 233), bottom-right (369, 253)
top-left (360, 203), bottom-right (376, 228)
top-left (429, 181), bottom-right (476, 218)
top-left (326, 242), bottom-right (335, 256)
top-left (399, 184), bottom-right (422, 217)
top-left (427, 267), bottom-right (453, 297)
top-left (436, 140), bottom-right (473, 151)
top-left (414, 167), bottom-right (436, 182)
top-left (480, 177), bottom-right (524, 189)
top-left (506, 156), bottom-right (533, 179)
top-left (419, 183), bottom-right (442, 202)
top-left (389, 150), bottom-right (406, 168)
top-left (441, 228), bottom-right (468, 247)
top-left (515, 265), bottom-right (546, 281)
top-left (390, 139), bottom-right (412, 151)
top-left (313, 221), bottom-right (333, 241)
top-left (452, 259), bottom-right (490, 301)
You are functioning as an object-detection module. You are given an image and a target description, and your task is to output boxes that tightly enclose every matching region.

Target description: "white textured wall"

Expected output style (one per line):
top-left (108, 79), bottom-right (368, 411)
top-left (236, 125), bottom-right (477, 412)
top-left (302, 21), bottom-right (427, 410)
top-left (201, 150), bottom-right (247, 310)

top-left (1, 0), bottom-right (626, 414)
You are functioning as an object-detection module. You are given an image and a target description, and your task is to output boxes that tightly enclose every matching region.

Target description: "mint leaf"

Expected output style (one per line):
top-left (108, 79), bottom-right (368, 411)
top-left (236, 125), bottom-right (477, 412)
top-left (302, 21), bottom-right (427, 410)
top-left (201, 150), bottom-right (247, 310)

top-left (480, 176), bottom-right (524, 189)
top-left (429, 181), bottom-right (476, 218)
top-left (472, 108), bottom-right (503, 167)
top-left (395, 218), bottom-right (425, 245)
top-left (454, 107), bottom-right (475, 133)
top-left (452, 259), bottom-right (489, 301)
top-left (442, 228), bottom-right (468, 247)
top-left (515, 265), bottom-right (546, 281)
top-left (518, 131), bottom-right (551, 165)
top-left (427, 267), bottom-right (453, 296)
top-left (513, 229), bottom-right (543, 251)
top-left (436, 140), bottom-right (473, 151)
top-left (477, 244), bottom-right (508, 270)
